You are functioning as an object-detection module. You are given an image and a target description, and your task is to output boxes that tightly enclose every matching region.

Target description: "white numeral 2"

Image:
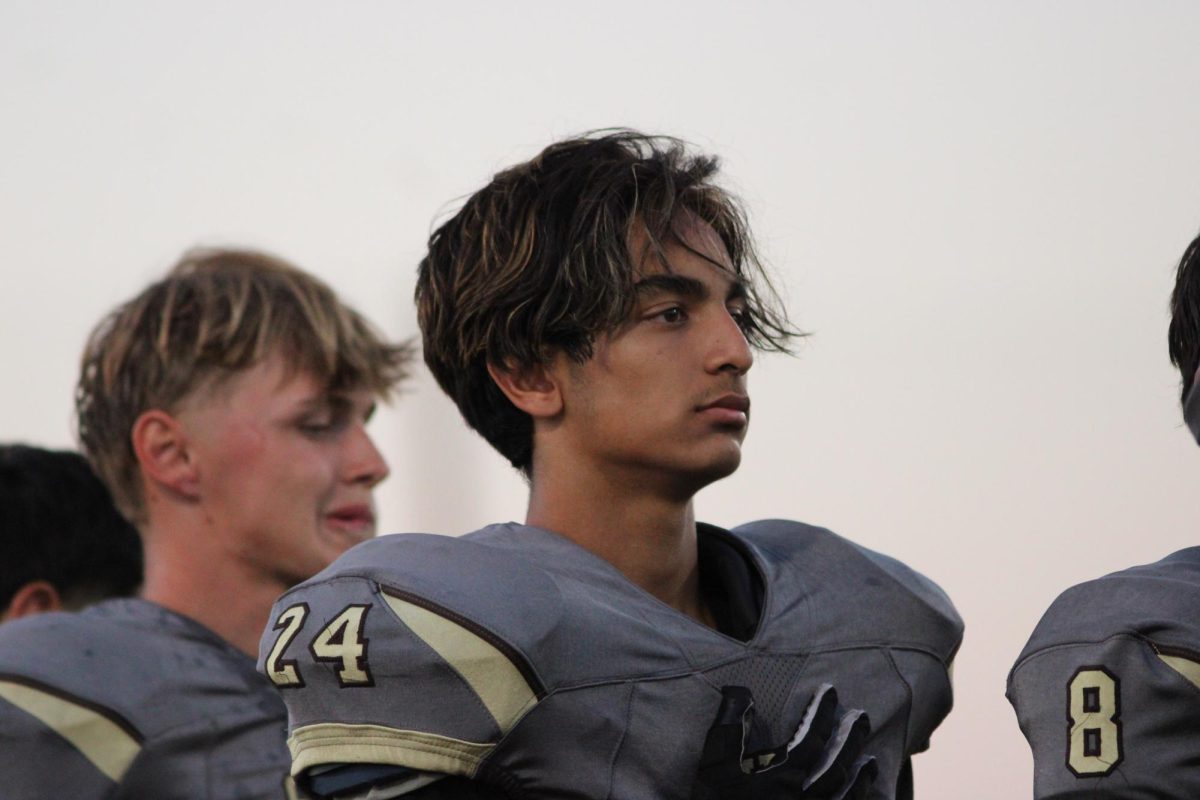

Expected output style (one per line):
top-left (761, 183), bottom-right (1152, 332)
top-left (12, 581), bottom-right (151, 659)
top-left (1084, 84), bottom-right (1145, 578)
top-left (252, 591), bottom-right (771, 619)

top-left (266, 604), bottom-right (309, 688)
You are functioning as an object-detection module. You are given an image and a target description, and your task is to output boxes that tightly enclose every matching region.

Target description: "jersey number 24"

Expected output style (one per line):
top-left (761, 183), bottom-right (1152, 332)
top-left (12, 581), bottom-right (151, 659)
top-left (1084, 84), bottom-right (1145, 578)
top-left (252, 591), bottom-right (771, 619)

top-left (266, 603), bottom-right (374, 689)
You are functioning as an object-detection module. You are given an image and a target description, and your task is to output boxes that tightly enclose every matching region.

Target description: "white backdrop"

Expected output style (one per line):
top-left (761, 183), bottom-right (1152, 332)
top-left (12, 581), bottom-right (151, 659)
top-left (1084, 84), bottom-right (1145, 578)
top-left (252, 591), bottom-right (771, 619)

top-left (3, 2), bottom-right (1200, 796)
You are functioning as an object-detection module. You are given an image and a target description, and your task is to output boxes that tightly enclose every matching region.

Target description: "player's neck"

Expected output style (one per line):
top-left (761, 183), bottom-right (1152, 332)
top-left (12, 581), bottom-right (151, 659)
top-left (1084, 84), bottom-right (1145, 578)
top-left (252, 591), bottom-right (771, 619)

top-left (138, 516), bottom-right (286, 658)
top-left (526, 458), bottom-right (712, 626)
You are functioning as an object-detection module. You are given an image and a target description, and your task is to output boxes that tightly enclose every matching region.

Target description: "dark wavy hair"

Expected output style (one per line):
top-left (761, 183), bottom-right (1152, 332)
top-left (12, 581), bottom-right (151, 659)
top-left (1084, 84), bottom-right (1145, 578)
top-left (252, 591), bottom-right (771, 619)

top-left (0, 445), bottom-right (143, 611)
top-left (1169, 233), bottom-right (1200, 403)
top-left (416, 130), bottom-right (799, 475)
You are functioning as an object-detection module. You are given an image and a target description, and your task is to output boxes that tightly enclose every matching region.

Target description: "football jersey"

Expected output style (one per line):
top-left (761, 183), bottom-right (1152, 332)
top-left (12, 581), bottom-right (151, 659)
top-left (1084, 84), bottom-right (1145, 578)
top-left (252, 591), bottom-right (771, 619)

top-left (259, 520), bottom-right (962, 800)
top-left (1007, 547), bottom-right (1200, 798)
top-left (0, 598), bottom-right (294, 799)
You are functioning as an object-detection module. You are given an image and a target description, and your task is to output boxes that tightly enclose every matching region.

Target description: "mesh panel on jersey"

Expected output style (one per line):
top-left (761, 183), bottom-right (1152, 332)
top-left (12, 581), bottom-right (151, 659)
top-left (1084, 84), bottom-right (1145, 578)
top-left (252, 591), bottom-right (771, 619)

top-left (704, 655), bottom-right (809, 742)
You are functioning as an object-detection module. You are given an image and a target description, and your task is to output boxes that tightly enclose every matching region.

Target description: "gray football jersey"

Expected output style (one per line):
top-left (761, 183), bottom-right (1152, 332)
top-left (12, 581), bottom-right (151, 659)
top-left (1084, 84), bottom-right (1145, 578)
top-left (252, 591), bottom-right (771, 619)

top-left (259, 520), bottom-right (962, 800)
top-left (1007, 547), bottom-right (1200, 798)
top-left (0, 598), bottom-right (294, 800)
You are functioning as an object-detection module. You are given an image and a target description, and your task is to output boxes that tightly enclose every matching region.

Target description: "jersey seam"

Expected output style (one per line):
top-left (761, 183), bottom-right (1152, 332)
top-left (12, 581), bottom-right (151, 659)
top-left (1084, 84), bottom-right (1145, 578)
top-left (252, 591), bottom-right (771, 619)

top-left (533, 643), bottom-right (948, 696)
top-left (374, 590), bottom-right (512, 740)
top-left (0, 671), bottom-right (145, 743)
top-left (1011, 632), bottom-right (1200, 701)
top-left (1147, 642), bottom-right (1200, 700)
top-left (377, 584), bottom-right (547, 700)
top-left (602, 682), bottom-right (637, 800)
top-left (883, 648), bottom-right (914, 756)
top-left (755, 522), bottom-right (961, 657)
top-left (1012, 630), bottom-right (1157, 674)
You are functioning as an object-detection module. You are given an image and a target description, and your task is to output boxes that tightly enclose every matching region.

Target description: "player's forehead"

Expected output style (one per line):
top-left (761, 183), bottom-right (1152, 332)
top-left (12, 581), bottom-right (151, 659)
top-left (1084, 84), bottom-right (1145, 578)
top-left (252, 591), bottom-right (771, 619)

top-left (629, 212), bottom-right (741, 298)
top-left (672, 211), bottom-right (732, 267)
top-left (185, 349), bottom-right (369, 414)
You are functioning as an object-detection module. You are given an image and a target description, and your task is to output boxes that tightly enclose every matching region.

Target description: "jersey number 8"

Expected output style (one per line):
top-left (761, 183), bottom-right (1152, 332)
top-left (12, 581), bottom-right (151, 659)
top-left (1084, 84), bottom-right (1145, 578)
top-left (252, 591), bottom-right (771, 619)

top-left (1066, 666), bottom-right (1121, 777)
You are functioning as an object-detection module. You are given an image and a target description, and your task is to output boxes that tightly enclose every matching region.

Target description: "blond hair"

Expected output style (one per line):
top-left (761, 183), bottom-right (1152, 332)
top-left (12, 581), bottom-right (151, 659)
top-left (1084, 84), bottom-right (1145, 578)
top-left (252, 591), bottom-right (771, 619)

top-left (77, 248), bottom-right (412, 522)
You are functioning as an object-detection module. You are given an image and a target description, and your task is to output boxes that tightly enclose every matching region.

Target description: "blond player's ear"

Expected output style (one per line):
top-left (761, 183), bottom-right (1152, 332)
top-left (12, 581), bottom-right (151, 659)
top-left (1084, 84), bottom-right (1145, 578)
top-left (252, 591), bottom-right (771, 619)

top-left (131, 410), bottom-right (201, 502)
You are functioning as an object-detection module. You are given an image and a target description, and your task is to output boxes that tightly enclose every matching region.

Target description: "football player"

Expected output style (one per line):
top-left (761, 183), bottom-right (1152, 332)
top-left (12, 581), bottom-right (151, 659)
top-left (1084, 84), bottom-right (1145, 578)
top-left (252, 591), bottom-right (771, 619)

top-left (261, 132), bottom-right (963, 799)
top-left (1007, 233), bottom-right (1200, 797)
top-left (0, 249), bottom-right (411, 798)
top-left (0, 444), bottom-right (142, 621)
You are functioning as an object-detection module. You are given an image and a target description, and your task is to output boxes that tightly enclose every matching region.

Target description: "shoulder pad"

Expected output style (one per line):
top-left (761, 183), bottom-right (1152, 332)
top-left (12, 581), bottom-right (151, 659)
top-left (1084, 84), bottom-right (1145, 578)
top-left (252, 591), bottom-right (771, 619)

top-left (1015, 547), bottom-right (1200, 666)
top-left (262, 535), bottom-right (558, 780)
top-left (731, 519), bottom-right (963, 662)
top-left (1008, 632), bottom-right (1200, 797)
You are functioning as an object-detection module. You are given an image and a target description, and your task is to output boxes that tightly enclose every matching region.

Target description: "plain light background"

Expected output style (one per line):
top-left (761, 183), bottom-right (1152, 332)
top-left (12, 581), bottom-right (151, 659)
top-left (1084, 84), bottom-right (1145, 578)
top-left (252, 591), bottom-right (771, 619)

top-left (3, 2), bottom-right (1199, 796)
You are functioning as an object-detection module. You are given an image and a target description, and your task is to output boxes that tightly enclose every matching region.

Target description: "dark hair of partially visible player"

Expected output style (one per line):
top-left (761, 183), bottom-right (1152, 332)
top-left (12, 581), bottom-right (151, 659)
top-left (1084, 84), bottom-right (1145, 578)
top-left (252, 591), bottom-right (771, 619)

top-left (1168, 232), bottom-right (1200, 402)
top-left (76, 248), bottom-right (413, 524)
top-left (416, 129), bottom-right (801, 476)
top-left (0, 444), bottom-right (143, 612)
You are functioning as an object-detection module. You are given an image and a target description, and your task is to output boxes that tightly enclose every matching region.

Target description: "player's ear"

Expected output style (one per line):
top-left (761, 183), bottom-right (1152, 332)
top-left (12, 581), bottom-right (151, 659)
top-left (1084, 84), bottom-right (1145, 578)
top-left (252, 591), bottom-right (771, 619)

top-left (487, 359), bottom-right (563, 419)
top-left (131, 409), bottom-right (201, 501)
top-left (2, 580), bottom-right (63, 621)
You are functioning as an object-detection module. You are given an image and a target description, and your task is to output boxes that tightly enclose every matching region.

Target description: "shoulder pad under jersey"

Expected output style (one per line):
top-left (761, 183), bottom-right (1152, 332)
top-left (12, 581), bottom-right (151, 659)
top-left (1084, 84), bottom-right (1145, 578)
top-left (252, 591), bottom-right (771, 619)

top-left (1007, 548), bottom-right (1200, 797)
top-left (0, 599), bottom-right (288, 799)
top-left (731, 519), bottom-right (963, 663)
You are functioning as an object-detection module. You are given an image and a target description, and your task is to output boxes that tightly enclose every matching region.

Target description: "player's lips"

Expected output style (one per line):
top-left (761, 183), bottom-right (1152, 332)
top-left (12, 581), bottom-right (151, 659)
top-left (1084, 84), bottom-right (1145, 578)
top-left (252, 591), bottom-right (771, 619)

top-left (696, 394), bottom-right (750, 426)
top-left (324, 504), bottom-right (376, 539)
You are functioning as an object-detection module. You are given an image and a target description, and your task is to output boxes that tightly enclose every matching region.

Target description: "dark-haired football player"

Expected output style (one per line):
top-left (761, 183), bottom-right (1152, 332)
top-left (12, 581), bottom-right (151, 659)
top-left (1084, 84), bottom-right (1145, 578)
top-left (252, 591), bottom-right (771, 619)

top-left (262, 131), bottom-right (962, 800)
top-left (0, 444), bottom-right (142, 621)
top-left (0, 249), bottom-right (411, 798)
top-left (1007, 232), bottom-right (1200, 797)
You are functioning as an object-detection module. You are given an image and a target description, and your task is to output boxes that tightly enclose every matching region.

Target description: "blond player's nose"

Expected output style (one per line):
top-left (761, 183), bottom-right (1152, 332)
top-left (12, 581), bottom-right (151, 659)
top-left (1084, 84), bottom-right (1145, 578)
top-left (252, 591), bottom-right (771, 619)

top-left (346, 425), bottom-right (389, 488)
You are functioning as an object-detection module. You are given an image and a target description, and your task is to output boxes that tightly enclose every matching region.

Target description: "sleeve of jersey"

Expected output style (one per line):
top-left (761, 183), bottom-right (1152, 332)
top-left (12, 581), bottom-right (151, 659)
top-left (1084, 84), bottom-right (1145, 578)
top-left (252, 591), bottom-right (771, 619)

top-left (0, 672), bottom-right (145, 799)
top-left (842, 535), bottom-right (964, 756)
top-left (259, 573), bottom-right (542, 786)
top-left (1007, 633), bottom-right (1200, 798)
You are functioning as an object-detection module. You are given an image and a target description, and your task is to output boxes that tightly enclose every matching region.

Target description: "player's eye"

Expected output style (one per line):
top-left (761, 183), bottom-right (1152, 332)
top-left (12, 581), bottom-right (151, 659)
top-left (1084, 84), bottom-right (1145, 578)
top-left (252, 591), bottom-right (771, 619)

top-left (297, 397), bottom-right (359, 438)
top-left (658, 306), bottom-right (687, 324)
top-left (298, 412), bottom-right (351, 437)
top-left (728, 304), bottom-right (752, 333)
top-left (298, 419), bottom-right (334, 436)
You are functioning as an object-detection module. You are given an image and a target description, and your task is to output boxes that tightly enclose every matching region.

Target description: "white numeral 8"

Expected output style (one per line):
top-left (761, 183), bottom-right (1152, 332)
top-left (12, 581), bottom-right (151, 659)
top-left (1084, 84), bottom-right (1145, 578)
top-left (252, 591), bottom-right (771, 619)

top-left (1066, 666), bottom-right (1121, 776)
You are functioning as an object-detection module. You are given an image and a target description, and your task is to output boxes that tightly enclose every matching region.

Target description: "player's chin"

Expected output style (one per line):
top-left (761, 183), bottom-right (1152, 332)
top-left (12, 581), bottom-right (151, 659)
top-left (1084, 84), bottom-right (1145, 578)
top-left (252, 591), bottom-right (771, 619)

top-left (685, 446), bottom-right (743, 487)
top-left (710, 451), bottom-right (742, 481)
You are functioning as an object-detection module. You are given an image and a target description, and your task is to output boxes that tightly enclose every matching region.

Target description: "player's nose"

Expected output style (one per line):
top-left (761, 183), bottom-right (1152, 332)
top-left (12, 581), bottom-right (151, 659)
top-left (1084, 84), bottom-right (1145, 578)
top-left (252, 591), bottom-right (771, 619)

top-left (705, 308), bottom-right (754, 376)
top-left (344, 424), bottom-right (389, 489)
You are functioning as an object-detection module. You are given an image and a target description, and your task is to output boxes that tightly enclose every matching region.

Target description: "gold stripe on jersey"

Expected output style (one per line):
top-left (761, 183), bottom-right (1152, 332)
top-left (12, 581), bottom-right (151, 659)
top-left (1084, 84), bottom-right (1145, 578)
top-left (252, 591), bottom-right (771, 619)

top-left (289, 722), bottom-right (492, 778)
top-left (1159, 653), bottom-right (1200, 691)
top-left (381, 592), bottom-right (538, 733)
top-left (0, 679), bottom-right (141, 781)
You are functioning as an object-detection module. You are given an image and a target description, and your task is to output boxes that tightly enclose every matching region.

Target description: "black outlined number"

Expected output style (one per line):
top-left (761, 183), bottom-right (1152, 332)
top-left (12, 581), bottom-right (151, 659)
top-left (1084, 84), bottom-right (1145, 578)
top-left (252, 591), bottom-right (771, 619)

top-left (266, 603), bottom-right (374, 688)
top-left (266, 603), bottom-right (309, 688)
top-left (1066, 666), bottom-right (1121, 777)
top-left (309, 604), bottom-right (374, 687)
